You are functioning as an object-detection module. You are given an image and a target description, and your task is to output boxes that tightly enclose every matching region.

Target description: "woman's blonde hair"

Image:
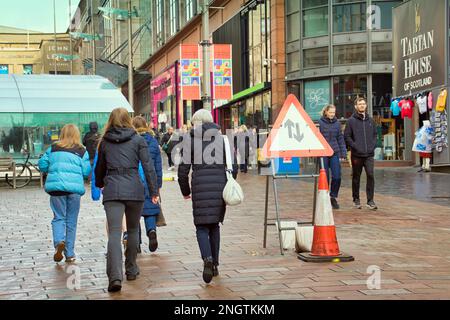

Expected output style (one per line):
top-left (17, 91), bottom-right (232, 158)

top-left (104, 107), bottom-right (134, 135)
top-left (132, 116), bottom-right (149, 134)
top-left (321, 104), bottom-right (337, 117)
top-left (240, 125), bottom-right (248, 132)
top-left (57, 124), bottom-right (83, 149)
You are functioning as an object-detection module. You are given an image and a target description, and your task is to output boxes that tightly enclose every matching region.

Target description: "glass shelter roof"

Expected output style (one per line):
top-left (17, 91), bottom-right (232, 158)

top-left (0, 75), bottom-right (133, 113)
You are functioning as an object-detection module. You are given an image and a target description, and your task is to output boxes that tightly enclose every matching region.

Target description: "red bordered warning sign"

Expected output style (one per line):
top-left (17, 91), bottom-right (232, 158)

top-left (262, 94), bottom-right (334, 158)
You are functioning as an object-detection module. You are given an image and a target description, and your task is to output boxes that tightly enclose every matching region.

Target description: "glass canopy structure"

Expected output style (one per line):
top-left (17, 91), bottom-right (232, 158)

top-left (0, 75), bottom-right (132, 159)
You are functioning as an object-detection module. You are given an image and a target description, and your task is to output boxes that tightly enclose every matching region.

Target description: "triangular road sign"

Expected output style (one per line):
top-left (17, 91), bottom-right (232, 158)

top-left (262, 94), bottom-right (334, 158)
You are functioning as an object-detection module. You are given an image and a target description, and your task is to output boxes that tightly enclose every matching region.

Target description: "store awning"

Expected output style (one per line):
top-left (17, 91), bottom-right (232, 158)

top-left (0, 74), bottom-right (133, 113)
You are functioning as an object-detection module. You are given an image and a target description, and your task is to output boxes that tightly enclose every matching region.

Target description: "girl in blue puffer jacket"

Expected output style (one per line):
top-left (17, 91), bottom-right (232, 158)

top-left (38, 124), bottom-right (91, 264)
top-left (132, 117), bottom-right (163, 253)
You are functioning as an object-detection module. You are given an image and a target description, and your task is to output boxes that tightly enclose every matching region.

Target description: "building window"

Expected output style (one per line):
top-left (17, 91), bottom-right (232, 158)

top-left (287, 51), bottom-right (301, 72)
top-left (186, 0), bottom-right (197, 22)
top-left (372, 1), bottom-right (402, 30)
top-left (169, 0), bottom-right (179, 36)
top-left (333, 1), bottom-right (366, 33)
top-left (155, 0), bottom-right (164, 47)
top-left (372, 42), bottom-right (392, 62)
top-left (23, 65), bottom-right (33, 75)
top-left (334, 43), bottom-right (367, 64)
top-left (333, 75), bottom-right (367, 119)
top-left (303, 47), bottom-right (329, 68)
top-left (304, 79), bottom-right (331, 121)
top-left (0, 65), bottom-right (8, 74)
top-left (303, 0), bottom-right (328, 38)
top-left (286, 0), bottom-right (300, 42)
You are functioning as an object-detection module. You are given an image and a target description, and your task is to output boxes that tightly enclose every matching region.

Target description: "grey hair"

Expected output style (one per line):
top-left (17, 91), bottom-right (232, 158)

top-left (192, 109), bottom-right (213, 125)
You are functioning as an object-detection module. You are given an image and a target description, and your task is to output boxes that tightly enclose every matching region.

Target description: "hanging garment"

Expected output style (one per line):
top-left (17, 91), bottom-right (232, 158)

top-left (428, 92), bottom-right (433, 110)
top-left (416, 95), bottom-right (428, 114)
top-left (436, 89), bottom-right (448, 113)
top-left (399, 99), bottom-right (414, 119)
top-left (390, 99), bottom-right (401, 117)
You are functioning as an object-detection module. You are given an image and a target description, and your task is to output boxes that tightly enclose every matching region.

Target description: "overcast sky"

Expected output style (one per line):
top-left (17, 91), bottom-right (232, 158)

top-left (0, 0), bottom-right (81, 33)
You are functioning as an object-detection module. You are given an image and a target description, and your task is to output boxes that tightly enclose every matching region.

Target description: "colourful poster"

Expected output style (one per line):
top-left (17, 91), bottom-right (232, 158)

top-left (212, 44), bottom-right (233, 101)
top-left (180, 44), bottom-right (201, 101)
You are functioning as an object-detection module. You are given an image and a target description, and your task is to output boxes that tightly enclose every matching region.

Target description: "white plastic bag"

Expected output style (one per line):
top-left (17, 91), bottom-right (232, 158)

top-left (222, 135), bottom-right (244, 206)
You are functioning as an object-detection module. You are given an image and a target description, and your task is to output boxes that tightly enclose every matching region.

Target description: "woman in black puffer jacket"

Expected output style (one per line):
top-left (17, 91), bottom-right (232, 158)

top-left (178, 109), bottom-right (237, 284)
top-left (95, 108), bottom-right (159, 293)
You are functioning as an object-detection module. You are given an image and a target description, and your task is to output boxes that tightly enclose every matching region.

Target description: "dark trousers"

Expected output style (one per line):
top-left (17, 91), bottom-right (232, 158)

top-left (196, 223), bottom-right (220, 266)
top-left (166, 152), bottom-right (174, 167)
top-left (351, 156), bottom-right (375, 203)
top-left (104, 200), bottom-right (143, 282)
top-left (160, 122), bottom-right (166, 133)
top-left (323, 155), bottom-right (341, 199)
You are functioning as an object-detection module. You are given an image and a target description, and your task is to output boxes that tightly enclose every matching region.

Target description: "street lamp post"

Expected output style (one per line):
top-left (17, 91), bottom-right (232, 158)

top-left (53, 0), bottom-right (58, 75)
top-left (200, 0), bottom-right (211, 111)
top-left (90, 0), bottom-right (97, 75)
top-left (128, 0), bottom-right (134, 109)
top-left (69, 0), bottom-right (73, 75)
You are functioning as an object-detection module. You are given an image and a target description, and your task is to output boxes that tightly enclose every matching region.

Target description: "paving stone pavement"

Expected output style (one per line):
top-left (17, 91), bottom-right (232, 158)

top-left (1, 167), bottom-right (450, 300)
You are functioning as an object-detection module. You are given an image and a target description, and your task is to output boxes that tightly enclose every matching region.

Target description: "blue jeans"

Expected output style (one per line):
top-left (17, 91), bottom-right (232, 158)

top-left (196, 224), bottom-right (220, 266)
top-left (50, 194), bottom-right (81, 258)
top-left (323, 155), bottom-right (342, 199)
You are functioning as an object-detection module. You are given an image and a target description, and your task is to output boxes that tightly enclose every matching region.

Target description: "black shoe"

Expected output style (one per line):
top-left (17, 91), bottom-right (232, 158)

top-left (148, 230), bottom-right (158, 252)
top-left (213, 265), bottom-right (219, 277)
top-left (202, 258), bottom-right (214, 284)
top-left (108, 280), bottom-right (122, 292)
top-left (53, 241), bottom-right (65, 262)
top-left (126, 273), bottom-right (139, 281)
top-left (330, 198), bottom-right (340, 210)
top-left (367, 201), bottom-right (378, 210)
top-left (353, 199), bottom-right (362, 209)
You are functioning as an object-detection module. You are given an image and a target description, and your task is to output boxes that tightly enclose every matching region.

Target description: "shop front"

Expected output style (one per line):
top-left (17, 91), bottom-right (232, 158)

top-left (150, 63), bottom-right (181, 130)
top-left (393, 0), bottom-right (449, 170)
top-left (288, 74), bottom-right (406, 162)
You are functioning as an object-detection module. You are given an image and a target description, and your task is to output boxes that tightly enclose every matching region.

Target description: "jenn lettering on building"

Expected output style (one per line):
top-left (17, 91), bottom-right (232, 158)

top-left (401, 31), bottom-right (434, 79)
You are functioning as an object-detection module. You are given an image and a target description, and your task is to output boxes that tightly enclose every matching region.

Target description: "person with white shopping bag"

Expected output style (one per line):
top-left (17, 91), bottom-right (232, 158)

top-left (177, 109), bottom-right (240, 284)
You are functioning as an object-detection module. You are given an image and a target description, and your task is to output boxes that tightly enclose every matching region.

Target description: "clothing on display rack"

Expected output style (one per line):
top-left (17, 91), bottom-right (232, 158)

top-left (416, 95), bottom-right (428, 114)
top-left (436, 89), bottom-right (448, 113)
top-left (399, 99), bottom-right (414, 119)
top-left (390, 98), bottom-right (401, 117)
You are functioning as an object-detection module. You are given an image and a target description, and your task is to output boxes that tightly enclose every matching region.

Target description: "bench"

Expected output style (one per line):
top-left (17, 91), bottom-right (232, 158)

top-left (0, 157), bottom-right (16, 189)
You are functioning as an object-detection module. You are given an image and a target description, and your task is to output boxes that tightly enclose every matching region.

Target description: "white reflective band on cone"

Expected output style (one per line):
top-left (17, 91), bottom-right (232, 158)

top-left (314, 190), bottom-right (335, 227)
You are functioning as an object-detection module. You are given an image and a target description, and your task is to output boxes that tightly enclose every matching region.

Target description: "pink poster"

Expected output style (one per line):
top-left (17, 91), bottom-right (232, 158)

top-left (150, 64), bottom-right (179, 129)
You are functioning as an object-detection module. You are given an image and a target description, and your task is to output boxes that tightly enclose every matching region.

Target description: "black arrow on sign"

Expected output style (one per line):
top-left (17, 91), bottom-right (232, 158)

top-left (285, 120), bottom-right (304, 143)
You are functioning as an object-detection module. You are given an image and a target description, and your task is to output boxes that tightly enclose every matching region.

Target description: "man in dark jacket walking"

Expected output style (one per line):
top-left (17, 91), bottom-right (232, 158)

top-left (344, 97), bottom-right (378, 210)
top-left (83, 122), bottom-right (100, 165)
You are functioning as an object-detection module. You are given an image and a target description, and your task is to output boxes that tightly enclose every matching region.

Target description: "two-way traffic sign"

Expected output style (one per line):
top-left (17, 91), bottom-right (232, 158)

top-left (262, 94), bottom-right (333, 158)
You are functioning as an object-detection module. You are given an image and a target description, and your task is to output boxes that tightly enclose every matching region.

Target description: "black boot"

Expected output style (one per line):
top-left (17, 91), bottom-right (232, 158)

top-left (148, 230), bottom-right (158, 252)
top-left (331, 198), bottom-right (340, 210)
top-left (213, 264), bottom-right (219, 277)
top-left (108, 280), bottom-right (122, 292)
top-left (202, 257), bottom-right (214, 284)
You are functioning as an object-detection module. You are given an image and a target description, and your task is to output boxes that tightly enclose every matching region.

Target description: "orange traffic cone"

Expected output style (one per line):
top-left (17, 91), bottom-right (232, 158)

top-left (298, 168), bottom-right (354, 263)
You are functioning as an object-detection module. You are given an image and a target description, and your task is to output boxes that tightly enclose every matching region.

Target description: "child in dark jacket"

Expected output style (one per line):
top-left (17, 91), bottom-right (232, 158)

top-left (133, 117), bottom-right (163, 253)
top-left (318, 105), bottom-right (347, 210)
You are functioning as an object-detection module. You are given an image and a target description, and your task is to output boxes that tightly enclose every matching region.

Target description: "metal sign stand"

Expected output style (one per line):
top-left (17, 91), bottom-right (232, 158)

top-left (263, 158), bottom-right (320, 255)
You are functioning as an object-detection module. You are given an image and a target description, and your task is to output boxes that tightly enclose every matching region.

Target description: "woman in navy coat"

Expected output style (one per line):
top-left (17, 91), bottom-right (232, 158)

top-left (133, 117), bottom-right (163, 253)
top-left (318, 105), bottom-right (347, 210)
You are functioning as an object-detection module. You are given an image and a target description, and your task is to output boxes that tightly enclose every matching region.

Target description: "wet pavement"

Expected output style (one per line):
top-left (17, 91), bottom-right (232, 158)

top-left (1, 166), bottom-right (450, 300)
